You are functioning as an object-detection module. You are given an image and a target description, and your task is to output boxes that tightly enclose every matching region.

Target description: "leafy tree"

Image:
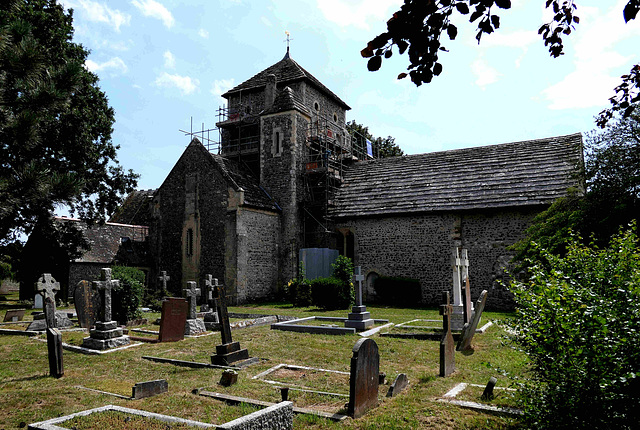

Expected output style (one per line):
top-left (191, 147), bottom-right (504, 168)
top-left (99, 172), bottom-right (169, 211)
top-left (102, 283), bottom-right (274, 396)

top-left (111, 265), bottom-right (145, 324)
top-left (363, 0), bottom-right (640, 125)
top-left (347, 120), bottom-right (404, 158)
top-left (0, 0), bottom-right (138, 244)
top-left (509, 225), bottom-right (640, 429)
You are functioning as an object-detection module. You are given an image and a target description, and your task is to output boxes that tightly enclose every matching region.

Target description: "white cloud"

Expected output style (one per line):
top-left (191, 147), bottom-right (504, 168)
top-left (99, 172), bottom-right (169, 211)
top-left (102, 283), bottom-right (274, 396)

top-left (163, 50), bottom-right (175, 69)
top-left (68, 0), bottom-right (131, 32)
top-left (131, 0), bottom-right (175, 28)
top-left (85, 57), bottom-right (128, 74)
top-left (211, 79), bottom-right (236, 97)
top-left (198, 28), bottom-right (209, 39)
top-left (471, 57), bottom-right (500, 88)
top-left (316, 0), bottom-right (402, 30)
top-left (261, 16), bottom-right (273, 27)
top-left (155, 72), bottom-right (199, 95)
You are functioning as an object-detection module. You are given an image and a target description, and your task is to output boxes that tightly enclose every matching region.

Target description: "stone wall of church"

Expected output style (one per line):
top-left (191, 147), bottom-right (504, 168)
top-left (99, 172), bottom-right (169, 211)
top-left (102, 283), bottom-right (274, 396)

top-left (335, 207), bottom-right (540, 311)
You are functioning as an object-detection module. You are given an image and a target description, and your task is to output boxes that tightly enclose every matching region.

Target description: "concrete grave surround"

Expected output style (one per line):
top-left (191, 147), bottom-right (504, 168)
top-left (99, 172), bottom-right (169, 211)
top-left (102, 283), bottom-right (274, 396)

top-left (440, 291), bottom-right (455, 377)
top-left (457, 289), bottom-right (489, 351)
top-left (74, 280), bottom-right (99, 329)
top-left (158, 297), bottom-right (188, 342)
top-left (438, 382), bottom-right (523, 416)
top-left (347, 338), bottom-right (380, 418)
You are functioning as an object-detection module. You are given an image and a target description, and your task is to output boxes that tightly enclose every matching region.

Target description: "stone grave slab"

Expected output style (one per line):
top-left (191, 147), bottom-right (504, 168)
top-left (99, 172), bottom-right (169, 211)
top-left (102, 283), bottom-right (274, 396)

top-left (132, 379), bottom-right (168, 399)
top-left (347, 338), bottom-right (380, 418)
top-left (457, 290), bottom-right (489, 352)
top-left (159, 297), bottom-right (188, 342)
top-left (74, 280), bottom-right (99, 328)
top-left (386, 373), bottom-right (409, 397)
top-left (440, 291), bottom-right (455, 377)
top-left (3, 309), bottom-right (26, 322)
top-left (27, 311), bottom-right (73, 331)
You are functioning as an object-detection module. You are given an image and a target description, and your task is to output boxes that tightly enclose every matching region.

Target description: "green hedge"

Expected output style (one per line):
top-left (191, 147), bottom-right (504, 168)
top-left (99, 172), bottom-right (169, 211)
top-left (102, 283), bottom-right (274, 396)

top-left (310, 277), bottom-right (350, 310)
top-left (111, 266), bottom-right (145, 324)
top-left (373, 276), bottom-right (421, 306)
top-left (286, 278), bottom-right (312, 307)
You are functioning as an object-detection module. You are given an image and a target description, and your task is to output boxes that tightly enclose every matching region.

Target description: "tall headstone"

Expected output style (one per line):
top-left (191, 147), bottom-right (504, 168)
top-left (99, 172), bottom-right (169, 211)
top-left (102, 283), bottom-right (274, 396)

top-left (203, 275), bottom-right (219, 329)
top-left (74, 280), bottom-right (99, 329)
top-left (183, 281), bottom-right (205, 335)
top-left (81, 268), bottom-right (130, 350)
top-left (461, 249), bottom-right (473, 325)
top-left (210, 282), bottom-right (249, 366)
top-left (347, 338), bottom-right (380, 418)
top-left (457, 290), bottom-right (489, 352)
top-left (345, 266), bottom-right (374, 331)
top-left (440, 291), bottom-right (455, 377)
top-left (451, 248), bottom-right (469, 330)
top-left (158, 297), bottom-right (188, 342)
top-left (36, 274), bottom-right (64, 378)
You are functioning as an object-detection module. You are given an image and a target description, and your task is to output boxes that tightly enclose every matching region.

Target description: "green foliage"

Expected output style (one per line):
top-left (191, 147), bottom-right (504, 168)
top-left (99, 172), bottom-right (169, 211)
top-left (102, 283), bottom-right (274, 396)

top-left (509, 224), bottom-right (640, 429)
top-left (331, 255), bottom-right (354, 284)
top-left (374, 276), bottom-right (421, 306)
top-left (0, 0), bottom-right (138, 243)
top-left (310, 277), bottom-right (352, 310)
top-left (111, 265), bottom-right (145, 324)
top-left (347, 120), bottom-right (404, 158)
top-left (285, 278), bottom-right (312, 307)
top-left (0, 261), bottom-right (12, 280)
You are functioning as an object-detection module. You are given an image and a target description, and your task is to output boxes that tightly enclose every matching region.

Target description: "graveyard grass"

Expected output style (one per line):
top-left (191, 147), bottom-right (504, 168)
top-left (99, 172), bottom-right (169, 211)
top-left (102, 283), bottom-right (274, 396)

top-left (0, 300), bottom-right (526, 429)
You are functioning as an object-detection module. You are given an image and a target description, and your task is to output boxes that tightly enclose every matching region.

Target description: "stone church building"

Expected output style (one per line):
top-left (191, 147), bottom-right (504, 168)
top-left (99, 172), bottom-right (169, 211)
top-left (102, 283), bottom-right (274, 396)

top-left (144, 49), bottom-right (583, 310)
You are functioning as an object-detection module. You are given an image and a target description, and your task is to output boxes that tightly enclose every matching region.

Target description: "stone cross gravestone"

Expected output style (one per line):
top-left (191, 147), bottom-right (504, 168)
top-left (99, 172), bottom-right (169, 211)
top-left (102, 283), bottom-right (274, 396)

top-left (183, 281), bottom-right (205, 335)
top-left (158, 271), bottom-right (170, 296)
top-left (158, 297), bottom-right (188, 342)
top-left (74, 280), bottom-right (99, 329)
top-left (203, 275), bottom-right (219, 329)
top-left (81, 268), bottom-right (130, 350)
top-left (36, 273), bottom-right (59, 329)
top-left (440, 291), bottom-right (455, 377)
top-left (345, 266), bottom-right (374, 331)
top-left (347, 338), bottom-right (380, 418)
top-left (457, 289), bottom-right (489, 352)
top-left (210, 282), bottom-right (249, 366)
top-left (461, 249), bottom-right (473, 325)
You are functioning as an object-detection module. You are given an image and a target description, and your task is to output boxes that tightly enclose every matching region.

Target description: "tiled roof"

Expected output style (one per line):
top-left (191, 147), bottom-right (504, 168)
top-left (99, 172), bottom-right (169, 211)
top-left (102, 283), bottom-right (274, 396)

top-left (262, 86), bottom-right (311, 116)
top-left (331, 133), bottom-right (584, 218)
top-left (108, 189), bottom-right (155, 226)
top-left (222, 55), bottom-right (350, 110)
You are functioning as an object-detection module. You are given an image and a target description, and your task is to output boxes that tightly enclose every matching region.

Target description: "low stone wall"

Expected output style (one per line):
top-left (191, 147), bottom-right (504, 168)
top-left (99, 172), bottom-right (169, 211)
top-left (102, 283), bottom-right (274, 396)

top-left (216, 401), bottom-right (293, 430)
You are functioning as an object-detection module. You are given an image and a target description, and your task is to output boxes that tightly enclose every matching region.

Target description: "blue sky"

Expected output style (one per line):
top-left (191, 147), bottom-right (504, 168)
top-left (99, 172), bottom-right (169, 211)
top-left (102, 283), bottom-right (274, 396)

top-left (59, 0), bottom-right (640, 192)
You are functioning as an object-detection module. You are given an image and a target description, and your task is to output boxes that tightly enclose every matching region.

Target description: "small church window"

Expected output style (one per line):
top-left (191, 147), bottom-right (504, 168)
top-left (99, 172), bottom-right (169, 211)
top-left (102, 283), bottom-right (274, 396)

top-left (333, 113), bottom-right (338, 123)
top-left (186, 228), bottom-right (194, 257)
top-left (275, 131), bottom-right (281, 154)
top-left (314, 101), bottom-right (319, 112)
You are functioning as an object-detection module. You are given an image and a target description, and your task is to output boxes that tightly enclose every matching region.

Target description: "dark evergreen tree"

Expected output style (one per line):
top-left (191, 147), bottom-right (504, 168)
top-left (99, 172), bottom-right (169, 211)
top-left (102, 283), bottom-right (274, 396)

top-left (346, 120), bottom-right (404, 158)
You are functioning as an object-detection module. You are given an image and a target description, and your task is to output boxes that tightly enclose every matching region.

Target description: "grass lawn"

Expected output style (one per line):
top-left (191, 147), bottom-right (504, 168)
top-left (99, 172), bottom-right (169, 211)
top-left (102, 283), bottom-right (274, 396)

top-left (0, 300), bottom-right (527, 429)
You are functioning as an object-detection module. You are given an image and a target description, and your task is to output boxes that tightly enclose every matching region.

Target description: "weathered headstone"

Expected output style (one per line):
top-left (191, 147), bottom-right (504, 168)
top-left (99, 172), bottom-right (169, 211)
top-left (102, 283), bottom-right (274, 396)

top-left (46, 327), bottom-right (64, 378)
top-left (481, 376), bottom-right (498, 401)
top-left (132, 379), bottom-right (168, 399)
top-left (81, 268), bottom-right (131, 350)
top-left (3, 309), bottom-right (25, 322)
top-left (461, 249), bottom-right (473, 325)
top-left (347, 338), bottom-right (380, 418)
top-left (158, 298), bottom-right (188, 342)
top-left (457, 289), bottom-right (489, 352)
top-left (33, 294), bottom-right (43, 309)
top-left (440, 291), bottom-right (455, 377)
top-left (219, 369), bottom-right (238, 387)
top-left (386, 373), bottom-right (409, 397)
top-left (158, 271), bottom-right (170, 296)
top-left (202, 275), bottom-right (220, 322)
top-left (74, 280), bottom-right (99, 329)
top-left (183, 281), bottom-right (205, 335)
top-left (26, 311), bottom-right (73, 331)
top-left (210, 282), bottom-right (249, 366)
top-left (35, 273), bottom-right (59, 329)
top-left (345, 266), bottom-right (374, 331)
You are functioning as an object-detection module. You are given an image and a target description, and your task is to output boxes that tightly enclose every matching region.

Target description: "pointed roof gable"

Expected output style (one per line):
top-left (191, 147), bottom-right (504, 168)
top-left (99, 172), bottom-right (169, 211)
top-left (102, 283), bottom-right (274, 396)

top-left (222, 55), bottom-right (350, 110)
top-left (262, 86), bottom-right (311, 116)
top-left (331, 133), bottom-right (584, 218)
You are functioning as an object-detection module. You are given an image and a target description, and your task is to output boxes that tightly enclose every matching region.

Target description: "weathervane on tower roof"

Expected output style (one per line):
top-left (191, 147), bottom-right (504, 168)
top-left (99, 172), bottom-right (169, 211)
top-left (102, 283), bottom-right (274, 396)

top-left (284, 30), bottom-right (292, 59)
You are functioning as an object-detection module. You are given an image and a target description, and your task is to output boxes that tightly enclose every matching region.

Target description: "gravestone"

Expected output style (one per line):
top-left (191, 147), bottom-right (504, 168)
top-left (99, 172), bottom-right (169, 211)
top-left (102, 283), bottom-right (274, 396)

top-left (3, 309), bottom-right (25, 322)
top-left (36, 273), bottom-right (59, 329)
top-left (457, 289), bottom-right (489, 352)
top-left (481, 376), bottom-right (498, 401)
top-left (74, 280), bottom-right (99, 328)
top-left (183, 281), bottom-right (205, 335)
top-left (386, 373), bottom-right (409, 398)
top-left (210, 282), bottom-right (249, 366)
top-left (33, 294), bottom-right (43, 309)
top-left (158, 271), bottom-right (170, 296)
top-left (158, 298), bottom-right (188, 342)
top-left (202, 275), bottom-right (220, 327)
top-left (81, 268), bottom-right (130, 350)
top-left (46, 327), bottom-right (64, 378)
top-left (440, 291), bottom-right (455, 377)
top-left (345, 266), bottom-right (374, 331)
top-left (461, 249), bottom-right (473, 325)
top-left (132, 379), bottom-right (168, 399)
top-left (219, 369), bottom-right (238, 387)
top-left (26, 311), bottom-right (72, 331)
top-left (347, 338), bottom-right (379, 418)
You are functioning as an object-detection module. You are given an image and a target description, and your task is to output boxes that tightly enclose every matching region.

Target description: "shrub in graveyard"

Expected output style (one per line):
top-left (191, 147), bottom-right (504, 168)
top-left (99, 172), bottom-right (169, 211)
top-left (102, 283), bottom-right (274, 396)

top-left (373, 276), bottom-right (421, 306)
top-left (311, 277), bottom-right (353, 310)
top-left (110, 265), bottom-right (145, 324)
top-left (332, 255), bottom-right (354, 285)
top-left (286, 278), bottom-right (312, 307)
top-left (508, 223), bottom-right (640, 429)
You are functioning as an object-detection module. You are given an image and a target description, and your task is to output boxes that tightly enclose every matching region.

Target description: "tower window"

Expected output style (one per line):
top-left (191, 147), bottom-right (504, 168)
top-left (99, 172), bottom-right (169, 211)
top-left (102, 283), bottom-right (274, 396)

top-left (333, 113), bottom-right (338, 123)
top-left (314, 101), bottom-right (319, 112)
top-left (185, 228), bottom-right (194, 257)
top-left (275, 131), bottom-right (281, 154)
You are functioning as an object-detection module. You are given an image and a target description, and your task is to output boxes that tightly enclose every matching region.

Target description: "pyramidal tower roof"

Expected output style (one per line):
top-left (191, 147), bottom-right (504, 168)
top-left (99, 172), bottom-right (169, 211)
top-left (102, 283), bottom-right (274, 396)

top-left (222, 52), bottom-right (350, 110)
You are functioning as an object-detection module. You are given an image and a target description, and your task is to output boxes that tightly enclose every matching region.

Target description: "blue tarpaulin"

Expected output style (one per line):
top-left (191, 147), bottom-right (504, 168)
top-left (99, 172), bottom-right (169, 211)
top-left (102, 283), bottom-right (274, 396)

top-left (299, 248), bottom-right (339, 280)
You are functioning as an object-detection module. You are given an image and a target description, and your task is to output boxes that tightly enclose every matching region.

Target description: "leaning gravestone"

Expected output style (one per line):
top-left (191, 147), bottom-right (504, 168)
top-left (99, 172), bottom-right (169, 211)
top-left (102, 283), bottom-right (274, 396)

top-left (210, 282), bottom-right (249, 366)
top-left (158, 298), bottom-right (188, 342)
top-left (81, 268), bottom-right (130, 350)
top-left (183, 281), bottom-right (206, 335)
top-left (457, 289), bottom-right (489, 352)
top-left (347, 338), bottom-right (380, 418)
top-left (386, 373), bottom-right (409, 398)
top-left (35, 273), bottom-right (64, 378)
top-left (440, 291), bottom-right (455, 377)
top-left (345, 266), bottom-right (374, 331)
top-left (74, 280), bottom-right (99, 328)
top-left (4, 309), bottom-right (26, 322)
